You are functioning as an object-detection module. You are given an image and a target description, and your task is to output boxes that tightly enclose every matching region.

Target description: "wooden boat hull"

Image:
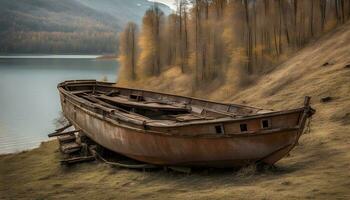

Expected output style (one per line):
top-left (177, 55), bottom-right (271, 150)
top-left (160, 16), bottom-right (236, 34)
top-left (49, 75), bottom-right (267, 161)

top-left (58, 80), bottom-right (314, 167)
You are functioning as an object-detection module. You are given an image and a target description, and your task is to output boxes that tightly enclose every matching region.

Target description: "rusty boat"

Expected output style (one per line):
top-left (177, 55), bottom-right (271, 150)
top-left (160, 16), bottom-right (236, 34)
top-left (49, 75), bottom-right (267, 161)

top-left (55, 80), bottom-right (315, 167)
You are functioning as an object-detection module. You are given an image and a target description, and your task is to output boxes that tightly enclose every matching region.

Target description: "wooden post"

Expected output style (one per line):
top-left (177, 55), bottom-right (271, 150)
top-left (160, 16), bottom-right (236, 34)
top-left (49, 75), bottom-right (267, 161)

top-left (304, 96), bottom-right (311, 107)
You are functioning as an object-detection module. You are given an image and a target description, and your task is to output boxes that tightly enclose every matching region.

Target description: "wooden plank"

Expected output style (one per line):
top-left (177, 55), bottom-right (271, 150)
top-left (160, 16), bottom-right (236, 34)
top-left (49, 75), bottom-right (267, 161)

top-left (96, 95), bottom-right (189, 111)
top-left (82, 94), bottom-right (151, 120)
top-left (60, 142), bottom-right (81, 154)
top-left (54, 123), bottom-right (72, 133)
top-left (58, 134), bottom-right (76, 143)
top-left (48, 130), bottom-right (79, 137)
top-left (70, 90), bottom-right (91, 95)
top-left (82, 95), bottom-right (116, 109)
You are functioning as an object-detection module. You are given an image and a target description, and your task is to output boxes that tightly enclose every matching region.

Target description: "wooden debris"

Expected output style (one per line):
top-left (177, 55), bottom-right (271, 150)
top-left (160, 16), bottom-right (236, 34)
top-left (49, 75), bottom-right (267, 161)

top-left (58, 134), bottom-right (76, 144)
top-left (60, 142), bottom-right (81, 154)
top-left (49, 123), bottom-right (72, 137)
top-left (48, 130), bottom-right (80, 138)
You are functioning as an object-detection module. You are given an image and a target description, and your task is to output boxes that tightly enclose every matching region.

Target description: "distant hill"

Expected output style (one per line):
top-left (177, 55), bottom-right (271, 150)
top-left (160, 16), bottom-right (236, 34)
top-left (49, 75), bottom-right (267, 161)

top-left (0, 0), bottom-right (171, 54)
top-left (75, 0), bottom-right (172, 25)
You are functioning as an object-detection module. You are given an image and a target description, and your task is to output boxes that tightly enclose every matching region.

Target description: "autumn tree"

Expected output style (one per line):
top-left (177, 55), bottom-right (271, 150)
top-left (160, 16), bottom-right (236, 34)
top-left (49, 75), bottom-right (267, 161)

top-left (138, 6), bottom-right (165, 77)
top-left (176, 0), bottom-right (190, 73)
top-left (118, 0), bottom-right (350, 89)
top-left (118, 22), bottom-right (138, 81)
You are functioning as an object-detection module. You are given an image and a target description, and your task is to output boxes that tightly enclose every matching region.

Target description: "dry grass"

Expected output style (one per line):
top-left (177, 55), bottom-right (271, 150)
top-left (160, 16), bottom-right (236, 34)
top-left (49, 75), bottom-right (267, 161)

top-left (1, 23), bottom-right (350, 200)
top-left (118, 66), bottom-right (194, 96)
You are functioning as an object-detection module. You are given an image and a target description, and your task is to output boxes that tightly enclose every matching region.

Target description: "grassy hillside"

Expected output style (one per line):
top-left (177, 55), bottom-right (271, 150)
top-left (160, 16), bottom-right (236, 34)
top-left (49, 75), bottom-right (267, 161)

top-left (0, 0), bottom-right (171, 54)
top-left (1, 22), bottom-right (350, 199)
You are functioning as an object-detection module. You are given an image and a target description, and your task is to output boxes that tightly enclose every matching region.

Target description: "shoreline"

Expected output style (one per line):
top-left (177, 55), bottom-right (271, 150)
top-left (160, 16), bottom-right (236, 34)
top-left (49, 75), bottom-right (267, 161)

top-left (96, 54), bottom-right (118, 60)
top-left (0, 138), bottom-right (55, 156)
top-left (0, 55), bottom-right (102, 59)
top-left (0, 54), bottom-right (119, 60)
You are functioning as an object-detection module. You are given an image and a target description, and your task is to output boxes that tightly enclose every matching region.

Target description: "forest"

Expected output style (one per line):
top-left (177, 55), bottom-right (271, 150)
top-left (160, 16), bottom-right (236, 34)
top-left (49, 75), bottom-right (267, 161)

top-left (0, 31), bottom-right (118, 54)
top-left (119, 0), bottom-right (350, 90)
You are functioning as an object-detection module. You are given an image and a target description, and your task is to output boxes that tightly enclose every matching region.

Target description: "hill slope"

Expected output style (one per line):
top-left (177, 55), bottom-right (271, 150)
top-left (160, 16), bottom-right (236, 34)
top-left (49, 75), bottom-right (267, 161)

top-left (1, 23), bottom-right (350, 199)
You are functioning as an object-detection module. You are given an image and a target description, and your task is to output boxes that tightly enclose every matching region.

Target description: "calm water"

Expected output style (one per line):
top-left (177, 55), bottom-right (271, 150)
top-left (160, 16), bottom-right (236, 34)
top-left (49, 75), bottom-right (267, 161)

top-left (0, 55), bottom-right (119, 154)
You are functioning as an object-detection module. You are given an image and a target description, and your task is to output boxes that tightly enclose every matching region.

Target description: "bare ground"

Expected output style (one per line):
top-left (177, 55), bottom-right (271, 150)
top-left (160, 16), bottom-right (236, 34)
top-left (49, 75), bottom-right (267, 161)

top-left (1, 22), bottom-right (350, 200)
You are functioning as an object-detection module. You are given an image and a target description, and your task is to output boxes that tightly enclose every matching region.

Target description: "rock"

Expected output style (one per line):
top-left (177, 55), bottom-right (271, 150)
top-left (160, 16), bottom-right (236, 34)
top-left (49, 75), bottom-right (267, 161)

top-left (345, 64), bottom-right (350, 69)
top-left (342, 113), bottom-right (350, 125)
top-left (322, 62), bottom-right (330, 67)
top-left (320, 96), bottom-right (333, 103)
top-left (281, 181), bottom-right (291, 186)
top-left (321, 61), bottom-right (335, 67)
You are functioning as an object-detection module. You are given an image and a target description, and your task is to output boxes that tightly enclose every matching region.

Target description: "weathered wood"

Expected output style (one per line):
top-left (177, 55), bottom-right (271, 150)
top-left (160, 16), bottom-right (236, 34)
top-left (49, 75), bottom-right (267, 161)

top-left (48, 130), bottom-right (80, 138)
top-left (70, 90), bottom-right (91, 95)
top-left (304, 96), bottom-right (311, 106)
top-left (95, 95), bottom-right (190, 111)
top-left (53, 123), bottom-right (72, 133)
top-left (56, 80), bottom-right (315, 167)
top-left (60, 142), bottom-right (81, 154)
top-left (105, 90), bottom-right (120, 96)
top-left (58, 134), bottom-right (76, 144)
top-left (82, 94), bottom-right (153, 120)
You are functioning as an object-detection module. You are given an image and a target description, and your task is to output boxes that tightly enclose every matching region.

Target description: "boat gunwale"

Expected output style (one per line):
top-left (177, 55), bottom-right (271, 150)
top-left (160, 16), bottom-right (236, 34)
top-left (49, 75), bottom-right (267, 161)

top-left (58, 80), bottom-right (263, 111)
top-left (58, 81), bottom-right (306, 139)
top-left (63, 95), bottom-right (301, 139)
top-left (59, 86), bottom-right (305, 128)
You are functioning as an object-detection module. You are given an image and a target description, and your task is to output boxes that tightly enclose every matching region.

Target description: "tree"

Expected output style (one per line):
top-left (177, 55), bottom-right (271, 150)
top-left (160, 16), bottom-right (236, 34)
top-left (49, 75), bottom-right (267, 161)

top-left (118, 22), bottom-right (138, 80)
top-left (121, 0), bottom-right (350, 90)
top-left (138, 6), bottom-right (165, 76)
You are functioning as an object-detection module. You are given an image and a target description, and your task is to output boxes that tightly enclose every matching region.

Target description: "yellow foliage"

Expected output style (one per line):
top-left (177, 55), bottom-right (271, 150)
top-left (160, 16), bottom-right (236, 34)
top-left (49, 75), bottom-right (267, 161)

top-left (118, 0), bottom-right (349, 96)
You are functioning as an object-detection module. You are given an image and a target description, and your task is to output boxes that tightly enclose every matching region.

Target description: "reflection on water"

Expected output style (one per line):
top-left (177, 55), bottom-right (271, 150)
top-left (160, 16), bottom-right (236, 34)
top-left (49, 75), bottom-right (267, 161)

top-left (0, 55), bottom-right (118, 154)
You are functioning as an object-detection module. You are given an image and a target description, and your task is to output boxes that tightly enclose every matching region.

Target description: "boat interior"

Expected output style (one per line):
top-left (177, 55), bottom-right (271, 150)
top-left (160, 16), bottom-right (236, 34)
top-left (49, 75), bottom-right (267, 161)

top-left (60, 81), bottom-right (274, 126)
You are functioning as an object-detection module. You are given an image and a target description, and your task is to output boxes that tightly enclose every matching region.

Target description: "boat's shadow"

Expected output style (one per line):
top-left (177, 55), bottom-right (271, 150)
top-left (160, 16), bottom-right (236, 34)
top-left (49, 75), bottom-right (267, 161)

top-left (98, 143), bottom-right (321, 177)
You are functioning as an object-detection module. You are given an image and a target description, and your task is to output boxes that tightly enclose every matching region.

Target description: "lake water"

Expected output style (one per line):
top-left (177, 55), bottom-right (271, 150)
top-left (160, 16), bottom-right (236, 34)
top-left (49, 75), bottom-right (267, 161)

top-left (0, 55), bottom-right (119, 154)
